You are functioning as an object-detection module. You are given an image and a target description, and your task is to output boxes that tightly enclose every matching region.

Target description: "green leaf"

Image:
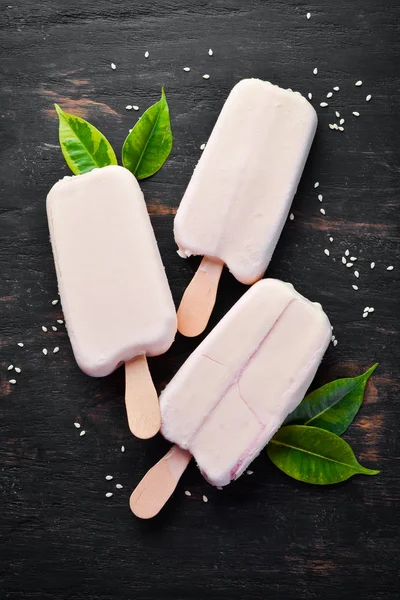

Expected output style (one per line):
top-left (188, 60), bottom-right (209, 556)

top-left (284, 364), bottom-right (378, 436)
top-left (55, 103), bottom-right (117, 175)
top-left (122, 88), bottom-right (172, 180)
top-left (267, 425), bottom-right (379, 485)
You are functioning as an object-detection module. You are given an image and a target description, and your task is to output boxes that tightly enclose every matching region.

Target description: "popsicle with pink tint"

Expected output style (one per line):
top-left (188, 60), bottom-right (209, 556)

top-left (130, 279), bottom-right (331, 517)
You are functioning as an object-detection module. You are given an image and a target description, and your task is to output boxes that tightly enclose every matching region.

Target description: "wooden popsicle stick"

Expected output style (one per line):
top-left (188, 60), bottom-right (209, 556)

top-left (125, 354), bottom-right (161, 440)
top-left (177, 256), bottom-right (224, 337)
top-left (130, 445), bottom-right (192, 519)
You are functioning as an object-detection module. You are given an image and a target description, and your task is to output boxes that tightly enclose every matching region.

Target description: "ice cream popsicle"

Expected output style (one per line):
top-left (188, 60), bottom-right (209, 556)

top-left (47, 165), bottom-right (177, 439)
top-left (130, 279), bottom-right (331, 517)
top-left (175, 79), bottom-right (317, 337)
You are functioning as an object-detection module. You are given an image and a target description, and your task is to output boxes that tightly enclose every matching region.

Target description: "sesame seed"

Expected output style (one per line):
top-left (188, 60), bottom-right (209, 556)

top-left (7, 364), bottom-right (13, 370)
top-left (331, 335), bottom-right (335, 341)
top-left (324, 249), bottom-right (330, 256)
top-left (289, 213), bottom-right (294, 221)
top-left (306, 12), bottom-right (311, 19)
top-left (74, 422), bottom-right (81, 428)
top-left (308, 92), bottom-right (312, 100)
top-left (333, 86), bottom-right (340, 91)
top-left (333, 123), bottom-right (339, 130)
top-left (342, 257), bottom-right (346, 264)
top-left (326, 92), bottom-right (333, 98)
top-left (370, 262), bottom-right (375, 269)
top-left (203, 74), bottom-right (210, 79)
top-left (208, 48), bottom-right (213, 56)
top-left (18, 342), bottom-right (24, 347)
top-left (329, 237), bottom-right (333, 242)
top-left (350, 256), bottom-right (357, 261)
top-left (121, 445), bottom-right (125, 452)
top-left (314, 182), bottom-right (319, 188)
top-left (246, 470), bottom-right (254, 475)
top-left (387, 265), bottom-right (394, 271)
top-left (132, 105), bottom-right (139, 111)
top-left (366, 94), bottom-right (372, 101)
top-left (355, 80), bottom-right (363, 86)
top-left (42, 326), bottom-right (48, 332)
top-left (338, 126), bottom-right (344, 131)
top-left (9, 379), bottom-right (16, 384)
top-left (52, 326), bottom-right (57, 332)
top-left (202, 495), bottom-right (208, 503)
top-left (320, 208), bottom-right (326, 215)
top-left (144, 51), bottom-right (149, 58)
top-left (328, 124), bottom-right (335, 130)
top-left (363, 312), bottom-right (368, 318)
top-left (352, 111), bottom-right (360, 117)
top-left (110, 62), bottom-right (116, 70)
top-left (200, 143), bottom-right (206, 150)
top-left (185, 490), bottom-right (191, 496)
top-left (364, 306), bottom-right (370, 312)
top-left (352, 285), bottom-right (359, 290)
top-left (105, 492), bottom-right (113, 498)
top-left (318, 194), bottom-right (323, 201)
top-left (368, 307), bottom-right (375, 313)
top-left (14, 367), bottom-right (21, 373)
top-left (313, 67), bottom-right (318, 75)
top-left (340, 118), bottom-right (345, 125)
top-left (354, 271), bottom-right (360, 278)
top-left (53, 347), bottom-right (59, 354)
top-left (333, 339), bottom-right (338, 347)
top-left (335, 111), bottom-right (340, 118)
top-left (346, 263), bottom-right (353, 267)
top-left (345, 249), bottom-right (350, 256)
top-left (183, 67), bottom-right (191, 72)
top-left (80, 430), bottom-right (86, 436)
top-left (320, 102), bottom-right (328, 107)
top-left (57, 319), bottom-right (64, 324)
top-left (42, 348), bottom-right (48, 355)
top-left (105, 475), bottom-right (113, 480)
top-left (116, 484), bottom-right (123, 489)
top-left (52, 299), bottom-right (59, 305)
top-left (126, 105), bottom-right (133, 110)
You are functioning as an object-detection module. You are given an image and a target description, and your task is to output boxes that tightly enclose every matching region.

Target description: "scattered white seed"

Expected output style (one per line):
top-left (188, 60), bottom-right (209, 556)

top-left (329, 236), bottom-right (333, 242)
top-left (338, 126), bottom-right (344, 131)
top-left (14, 367), bottom-right (21, 373)
top-left (320, 102), bottom-right (328, 107)
top-left (354, 271), bottom-right (360, 278)
top-left (346, 263), bottom-right (354, 267)
top-left (340, 118), bottom-right (345, 125)
top-left (333, 339), bottom-right (338, 347)
top-left (342, 257), bottom-right (347, 264)
top-left (52, 299), bottom-right (59, 305)
top-left (320, 208), bottom-right (326, 215)
top-left (115, 484), bottom-right (123, 489)
top-left (324, 249), bottom-right (330, 256)
top-left (387, 265), bottom-right (394, 271)
top-left (368, 307), bottom-right (375, 313)
top-left (363, 312), bottom-right (369, 318)
top-left (105, 492), bottom-right (113, 498)
top-left (332, 123), bottom-right (339, 130)
top-left (352, 285), bottom-right (359, 290)
top-left (350, 256), bottom-right (357, 261)
top-left (57, 319), bottom-right (64, 324)
top-left (74, 422), bottom-right (81, 429)
top-left (183, 67), bottom-right (191, 72)
top-left (208, 48), bottom-right (213, 56)
top-left (18, 343), bottom-right (24, 347)
top-left (345, 249), bottom-right (350, 256)
top-left (132, 105), bottom-right (139, 111)
top-left (314, 181), bottom-right (319, 188)
top-left (121, 445), bottom-right (125, 452)
top-left (52, 326), bottom-right (57, 331)
top-left (352, 111), bottom-right (360, 117)
top-left (42, 326), bottom-right (48, 332)
top-left (328, 124), bottom-right (335, 130)
top-left (9, 379), bottom-right (16, 384)
top-left (105, 475), bottom-right (113, 481)
top-left (308, 92), bottom-right (312, 100)
top-left (366, 94), bottom-right (372, 102)
top-left (335, 111), bottom-right (340, 118)
top-left (80, 430), bottom-right (86, 436)
top-left (246, 470), bottom-right (254, 475)
top-left (313, 67), bottom-right (318, 75)
top-left (7, 364), bottom-right (13, 371)
top-left (318, 194), bottom-right (323, 201)
top-left (202, 74), bottom-right (210, 79)
top-left (331, 335), bottom-right (335, 341)
top-left (53, 347), bottom-right (59, 354)
top-left (326, 92), bottom-right (333, 98)
top-left (370, 262), bottom-right (375, 269)
top-left (306, 12), bottom-right (311, 19)
top-left (185, 490), bottom-right (191, 496)
top-left (289, 213), bottom-right (294, 221)
top-left (355, 80), bottom-right (363, 87)
top-left (333, 86), bottom-right (340, 91)
top-left (42, 348), bottom-right (48, 355)
top-left (364, 306), bottom-right (370, 312)
top-left (110, 62), bottom-right (116, 70)
top-left (126, 105), bottom-right (133, 110)
top-left (144, 51), bottom-right (149, 58)
top-left (200, 143), bottom-right (206, 150)
top-left (202, 495), bottom-right (208, 503)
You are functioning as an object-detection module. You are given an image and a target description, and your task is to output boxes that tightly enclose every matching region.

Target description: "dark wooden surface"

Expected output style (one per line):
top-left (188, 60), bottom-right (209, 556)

top-left (1, 1), bottom-right (399, 598)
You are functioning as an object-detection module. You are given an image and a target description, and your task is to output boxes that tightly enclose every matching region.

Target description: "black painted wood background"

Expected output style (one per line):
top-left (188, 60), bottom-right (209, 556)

top-left (1, 1), bottom-right (399, 599)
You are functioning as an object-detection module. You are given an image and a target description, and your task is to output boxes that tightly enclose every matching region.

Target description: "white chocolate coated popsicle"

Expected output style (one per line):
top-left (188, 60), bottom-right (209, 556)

top-left (175, 80), bottom-right (317, 285)
top-left (47, 166), bottom-right (177, 378)
top-left (160, 279), bottom-right (331, 487)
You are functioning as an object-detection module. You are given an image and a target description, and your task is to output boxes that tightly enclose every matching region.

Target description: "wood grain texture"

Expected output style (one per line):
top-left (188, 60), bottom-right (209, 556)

top-left (0, 0), bottom-right (399, 598)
